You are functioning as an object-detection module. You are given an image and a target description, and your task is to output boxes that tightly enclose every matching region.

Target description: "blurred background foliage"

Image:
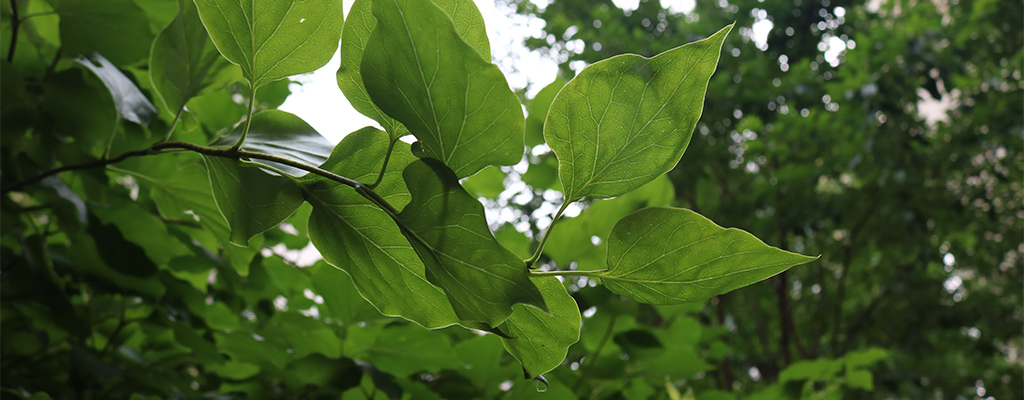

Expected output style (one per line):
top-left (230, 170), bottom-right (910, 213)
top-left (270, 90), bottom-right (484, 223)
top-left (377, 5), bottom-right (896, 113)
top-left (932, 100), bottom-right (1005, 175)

top-left (0, 0), bottom-right (1020, 399)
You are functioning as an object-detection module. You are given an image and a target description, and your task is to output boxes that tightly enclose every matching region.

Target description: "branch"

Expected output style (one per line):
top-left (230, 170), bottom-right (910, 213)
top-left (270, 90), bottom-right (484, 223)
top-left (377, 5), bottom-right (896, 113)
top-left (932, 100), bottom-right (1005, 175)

top-left (7, 0), bottom-right (19, 62)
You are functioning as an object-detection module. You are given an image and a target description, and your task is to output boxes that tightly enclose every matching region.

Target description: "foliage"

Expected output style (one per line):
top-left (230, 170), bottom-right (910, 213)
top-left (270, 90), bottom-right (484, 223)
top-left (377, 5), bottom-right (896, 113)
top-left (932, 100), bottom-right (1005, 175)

top-left (506, 0), bottom-right (1023, 398)
top-left (0, 0), bottom-right (823, 399)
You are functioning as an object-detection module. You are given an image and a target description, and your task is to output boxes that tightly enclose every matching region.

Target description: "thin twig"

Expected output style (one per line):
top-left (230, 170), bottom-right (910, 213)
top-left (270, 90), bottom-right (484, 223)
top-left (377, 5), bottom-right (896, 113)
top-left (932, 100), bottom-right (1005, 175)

top-left (7, 0), bottom-right (20, 62)
top-left (524, 199), bottom-right (573, 268)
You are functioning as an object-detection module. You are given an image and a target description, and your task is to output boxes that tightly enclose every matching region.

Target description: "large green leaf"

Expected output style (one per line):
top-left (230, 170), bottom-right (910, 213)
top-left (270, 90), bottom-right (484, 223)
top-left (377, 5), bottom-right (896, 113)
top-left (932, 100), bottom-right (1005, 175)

top-left (203, 156), bottom-right (304, 246)
top-left (398, 159), bottom-right (546, 326)
top-left (337, 0), bottom-right (488, 139)
top-left (150, 0), bottom-right (239, 115)
top-left (498, 277), bottom-right (581, 379)
top-left (362, 0), bottom-right (524, 178)
top-left (597, 207), bottom-right (816, 304)
top-left (344, 323), bottom-right (461, 377)
top-left (525, 78), bottom-right (564, 147)
top-left (545, 25), bottom-right (733, 200)
top-left (302, 127), bottom-right (462, 329)
top-left (211, 110), bottom-right (334, 177)
top-left (193, 0), bottom-right (343, 87)
top-left (56, 0), bottom-right (152, 66)
top-left (75, 53), bottom-right (157, 125)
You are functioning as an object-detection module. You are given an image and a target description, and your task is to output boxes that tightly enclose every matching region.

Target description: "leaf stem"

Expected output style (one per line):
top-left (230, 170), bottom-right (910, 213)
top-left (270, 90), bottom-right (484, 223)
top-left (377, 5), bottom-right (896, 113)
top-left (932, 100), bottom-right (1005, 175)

top-left (6, 0), bottom-right (19, 62)
top-left (366, 137), bottom-right (398, 190)
top-left (528, 269), bottom-right (605, 278)
top-left (163, 108), bottom-right (184, 142)
top-left (231, 82), bottom-right (258, 151)
top-left (524, 199), bottom-right (573, 268)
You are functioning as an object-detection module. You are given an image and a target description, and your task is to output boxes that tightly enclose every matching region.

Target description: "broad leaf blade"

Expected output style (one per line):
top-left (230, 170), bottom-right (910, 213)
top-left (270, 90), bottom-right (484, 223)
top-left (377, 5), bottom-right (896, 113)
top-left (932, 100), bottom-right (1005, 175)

top-left (498, 277), bottom-right (581, 379)
top-left (302, 128), bottom-right (462, 329)
top-left (193, 0), bottom-right (343, 87)
top-left (546, 24), bottom-right (733, 200)
top-left (337, 0), bottom-right (488, 139)
top-left (57, 0), bottom-right (152, 66)
top-left (75, 53), bottom-right (157, 125)
top-left (598, 207), bottom-right (816, 304)
top-left (211, 110), bottom-right (333, 177)
top-left (150, 0), bottom-right (239, 115)
top-left (203, 156), bottom-right (304, 246)
top-left (399, 159), bottom-right (546, 326)
top-left (362, 0), bottom-right (524, 178)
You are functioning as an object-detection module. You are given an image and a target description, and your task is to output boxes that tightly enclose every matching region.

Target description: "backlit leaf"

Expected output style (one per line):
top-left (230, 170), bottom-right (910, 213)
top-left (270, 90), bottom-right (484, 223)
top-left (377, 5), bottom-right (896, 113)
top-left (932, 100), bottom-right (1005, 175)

top-left (598, 207), bottom-right (816, 304)
top-left (545, 25), bottom-right (732, 200)
top-left (399, 159), bottom-right (546, 326)
top-left (203, 156), bottom-right (304, 246)
top-left (193, 0), bottom-right (343, 87)
top-left (498, 277), bottom-right (581, 378)
top-left (302, 127), bottom-right (462, 329)
top-left (362, 0), bottom-right (524, 178)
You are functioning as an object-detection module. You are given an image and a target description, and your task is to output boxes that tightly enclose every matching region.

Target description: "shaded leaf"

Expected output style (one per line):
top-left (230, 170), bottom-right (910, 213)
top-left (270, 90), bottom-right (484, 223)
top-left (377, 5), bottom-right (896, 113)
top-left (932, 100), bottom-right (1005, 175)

top-left (302, 127), bottom-right (461, 329)
top-left (346, 323), bottom-right (461, 377)
top-left (193, 0), bottom-right (343, 87)
top-left (398, 159), bottom-right (545, 326)
top-left (498, 277), bottom-right (581, 378)
top-left (545, 25), bottom-right (732, 200)
top-left (203, 156), bottom-right (304, 246)
top-left (362, 0), bottom-right (524, 178)
top-left (598, 207), bottom-right (816, 304)
top-left (57, 0), bottom-right (152, 65)
top-left (211, 110), bottom-right (333, 177)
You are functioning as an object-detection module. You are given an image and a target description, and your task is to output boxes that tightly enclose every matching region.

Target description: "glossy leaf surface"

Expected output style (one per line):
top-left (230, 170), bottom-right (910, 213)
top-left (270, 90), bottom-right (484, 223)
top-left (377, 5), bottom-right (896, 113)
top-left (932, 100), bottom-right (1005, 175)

top-left (75, 53), bottom-right (157, 125)
top-left (598, 207), bottom-right (816, 304)
top-left (362, 0), bottom-right (524, 178)
top-left (498, 277), bottom-right (581, 379)
top-left (546, 25), bottom-right (732, 200)
top-left (211, 110), bottom-right (333, 177)
top-left (302, 127), bottom-right (462, 329)
top-left (193, 0), bottom-right (343, 87)
top-left (150, 0), bottom-right (238, 114)
top-left (398, 159), bottom-right (546, 326)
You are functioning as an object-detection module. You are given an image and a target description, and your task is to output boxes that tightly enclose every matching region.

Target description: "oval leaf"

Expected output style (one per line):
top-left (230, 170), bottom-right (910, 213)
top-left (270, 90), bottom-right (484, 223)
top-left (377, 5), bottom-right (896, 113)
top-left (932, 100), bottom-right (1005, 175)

top-left (545, 24), bottom-right (733, 200)
top-left (362, 0), bottom-right (524, 178)
top-left (399, 159), bottom-right (546, 326)
top-left (193, 0), bottom-right (343, 87)
top-left (597, 207), bottom-right (817, 304)
top-left (337, 0), bottom-right (489, 139)
top-left (498, 277), bottom-right (581, 379)
top-left (150, 0), bottom-right (239, 115)
top-left (302, 128), bottom-right (462, 329)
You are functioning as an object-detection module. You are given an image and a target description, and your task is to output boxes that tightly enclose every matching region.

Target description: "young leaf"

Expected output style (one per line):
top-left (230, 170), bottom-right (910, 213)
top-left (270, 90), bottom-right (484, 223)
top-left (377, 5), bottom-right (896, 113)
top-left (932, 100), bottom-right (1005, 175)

top-left (202, 156), bottom-right (304, 246)
top-left (150, 0), bottom-right (239, 115)
top-left (193, 0), bottom-right (343, 87)
top-left (399, 159), bottom-right (546, 326)
top-left (597, 207), bottom-right (816, 304)
top-left (545, 24), bottom-right (733, 200)
top-left (302, 127), bottom-right (462, 329)
top-left (75, 53), bottom-right (157, 125)
top-left (210, 110), bottom-right (334, 177)
top-left (498, 277), bottom-right (581, 379)
top-left (337, 0), bottom-right (488, 139)
top-left (362, 0), bottom-right (524, 178)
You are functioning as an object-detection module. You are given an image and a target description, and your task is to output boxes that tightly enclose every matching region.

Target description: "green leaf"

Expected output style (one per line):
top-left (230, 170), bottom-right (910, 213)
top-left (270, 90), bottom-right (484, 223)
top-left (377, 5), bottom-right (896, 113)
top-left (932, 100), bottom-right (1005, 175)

top-left (525, 78), bottom-right (564, 147)
top-left (362, 0), bottom-right (524, 178)
top-left (211, 110), bottom-right (334, 177)
top-left (545, 24), bottom-right (733, 200)
top-left (337, 0), bottom-right (488, 138)
top-left (597, 207), bottom-right (816, 304)
top-left (498, 277), bottom-right (581, 378)
top-left (56, 0), bottom-right (152, 66)
top-left (841, 347), bottom-right (889, 368)
top-left (461, 165), bottom-right (506, 199)
top-left (345, 323), bottom-right (461, 377)
top-left (203, 156), bottom-right (304, 246)
top-left (75, 53), bottom-right (157, 125)
top-left (193, 0), bottom-right (343, 87)
top-left (309, 262), bottom-right (390, 325)
top-left (845, 369), bottom-right (874, 390)
top-left (398, 159), bottom-right (546, 326)
top-left (302, 127), bottom-right (462, 329)
top-left (149, 0), bottom-right (239, 115)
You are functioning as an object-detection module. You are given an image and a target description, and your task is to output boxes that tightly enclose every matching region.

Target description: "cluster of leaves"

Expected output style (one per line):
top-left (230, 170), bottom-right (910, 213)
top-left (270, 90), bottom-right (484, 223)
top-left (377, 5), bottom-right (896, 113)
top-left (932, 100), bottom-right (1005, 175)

top-left (507, 0), bottom-right (1022, 398)
top-left (0, 0), bottom-right (821, 398)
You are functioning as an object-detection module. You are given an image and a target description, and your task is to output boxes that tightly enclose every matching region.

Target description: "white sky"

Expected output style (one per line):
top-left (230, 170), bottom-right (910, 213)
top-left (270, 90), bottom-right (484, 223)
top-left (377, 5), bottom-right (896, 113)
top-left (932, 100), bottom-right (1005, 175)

top-left (279, 0), bottom-right (558, 143)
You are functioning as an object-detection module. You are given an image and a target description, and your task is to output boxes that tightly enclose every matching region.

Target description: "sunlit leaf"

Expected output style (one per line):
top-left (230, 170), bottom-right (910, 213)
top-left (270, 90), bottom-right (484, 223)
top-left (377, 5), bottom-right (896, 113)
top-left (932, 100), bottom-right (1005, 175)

top-left (362, 0), bottom-right (524, 178)
top-left (399, 159), bottom-right (545, 326)
top-left (498, 277), bottom-right (581, 378)
top-left (193, 0), bottom-right (343, 87)
top-left (546, 25), bottom-right (732, 200)
top-left (598, 207), bottom-right (816, 304)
